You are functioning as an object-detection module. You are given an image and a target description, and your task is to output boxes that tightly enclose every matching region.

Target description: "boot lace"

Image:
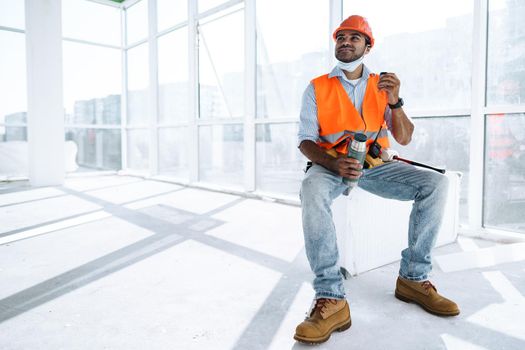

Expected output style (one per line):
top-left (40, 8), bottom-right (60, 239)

top-left (308, 298), bottom-right (338, 317)
top-left (421, 280), bottom-right (437, 292)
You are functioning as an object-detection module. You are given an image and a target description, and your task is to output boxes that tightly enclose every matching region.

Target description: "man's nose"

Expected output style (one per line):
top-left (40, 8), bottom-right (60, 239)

top-left (339, 38), bottom-right (353, 46)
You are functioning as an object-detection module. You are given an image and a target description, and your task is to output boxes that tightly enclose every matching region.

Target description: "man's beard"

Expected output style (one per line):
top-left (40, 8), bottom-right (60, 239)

top-left (335, 48), bottom-right (365, 63)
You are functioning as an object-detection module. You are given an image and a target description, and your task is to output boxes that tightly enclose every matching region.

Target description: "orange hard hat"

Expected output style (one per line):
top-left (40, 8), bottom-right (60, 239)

top-left (333, 15), bottom-right (375, 48)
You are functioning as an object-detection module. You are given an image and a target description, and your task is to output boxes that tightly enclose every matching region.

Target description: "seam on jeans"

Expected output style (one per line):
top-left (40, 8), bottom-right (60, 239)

top-left (408, 201), bottom-right (421, 277)
top-left (315, 291), bottom-right (346, 300)
top-left (399, 274), bottom-right (427, 282)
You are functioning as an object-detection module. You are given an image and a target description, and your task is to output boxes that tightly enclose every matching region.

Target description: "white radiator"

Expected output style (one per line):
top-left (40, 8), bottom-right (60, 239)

top-left (333, 171), bottom-right (462, 276)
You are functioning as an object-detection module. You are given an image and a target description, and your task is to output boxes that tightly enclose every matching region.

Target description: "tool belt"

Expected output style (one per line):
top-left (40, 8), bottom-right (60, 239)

top-left (324, 148), bottom-right (385, 169)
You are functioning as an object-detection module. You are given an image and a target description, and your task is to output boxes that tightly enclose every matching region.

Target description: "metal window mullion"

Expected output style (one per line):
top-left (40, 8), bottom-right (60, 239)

top-left (188, 0), bottom-right (199, 182)
top-left (254, 118), bottom-right (299, 125)
top-left (0, 123), bottom-right (28, 127)
top-left (125, 38), bottom-right (148, 50)
top-left (468, 0), bottom-right (489, 231)
top-left (196, 0), bottom-right (243, 21)
top-left (64, 124), bottom-right (122, 129)
top-left (197, 119), bottom-right (244, 126)
top-left (62, 37), bottom-right (121, 50)
top-left (158, 122), bottom-right (191, 128)
top-left (123, 0), bottom-right (142, 10)
top-left (85, 0), bottom-right (121, 8)
top-left (329, 0), bottom-right (343, 69)
top-left (157, 21), bottom-right (189, 38)
top-left (483, 105), bottom-right (525, 115)
top-left (406, 109), bottom-right (472, 118)
top-left (148, 0), bottom-right (159, 176)
top-left (244, 0), bottom-right (256, 192)
top-left (121, 6), bottom-right (128, 170)
top-left (0, 25), bottom-right (25, 34)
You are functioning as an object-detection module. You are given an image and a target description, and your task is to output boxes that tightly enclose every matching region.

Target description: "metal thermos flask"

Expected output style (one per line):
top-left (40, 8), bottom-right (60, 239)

top-left (344, 133), bottom-right (367, 187)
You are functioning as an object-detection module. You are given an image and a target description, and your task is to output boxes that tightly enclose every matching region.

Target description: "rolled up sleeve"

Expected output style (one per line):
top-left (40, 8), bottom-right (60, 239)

top-left (297, 83), bottom-right (319, 148)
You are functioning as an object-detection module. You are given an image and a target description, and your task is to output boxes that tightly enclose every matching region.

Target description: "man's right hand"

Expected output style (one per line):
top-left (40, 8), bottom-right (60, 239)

top-left (299, 140), bottom-right (363, 179)
top-left (329, 157), bottom-right (363, 180)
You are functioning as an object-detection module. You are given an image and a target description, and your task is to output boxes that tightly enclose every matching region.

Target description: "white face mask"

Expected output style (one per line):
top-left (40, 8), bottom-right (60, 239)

top-left (336, 54), bottom-right (365, 73)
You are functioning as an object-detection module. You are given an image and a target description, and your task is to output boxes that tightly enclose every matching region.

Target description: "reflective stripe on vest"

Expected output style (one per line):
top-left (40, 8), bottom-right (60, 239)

top-left (312, 73), bottom-right (390, 155)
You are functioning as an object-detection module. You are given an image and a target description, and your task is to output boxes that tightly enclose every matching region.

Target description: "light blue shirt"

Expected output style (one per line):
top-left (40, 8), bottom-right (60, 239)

top-left (297, 65), bottom-right (393, 147)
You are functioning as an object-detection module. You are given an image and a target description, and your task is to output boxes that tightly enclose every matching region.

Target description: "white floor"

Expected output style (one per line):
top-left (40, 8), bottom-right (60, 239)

top-left (0, 175), bottom-right (524, 350)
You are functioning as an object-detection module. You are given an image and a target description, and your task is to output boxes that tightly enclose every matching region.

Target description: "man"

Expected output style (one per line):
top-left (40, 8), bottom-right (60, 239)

top-left (294, 15), bottom-right (460, 345)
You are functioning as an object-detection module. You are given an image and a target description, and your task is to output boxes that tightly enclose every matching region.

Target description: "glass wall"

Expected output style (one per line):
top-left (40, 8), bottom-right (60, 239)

top-left (62, 0), bottom-right (122, 172)
top-left (256, 123), bottom-right (305, 195)
top-left (254, 0), bottom-right (328, 194)
top-left (62, 0), bottom-right (120, 46)
top-left (157, 0), bottom-right (187, 32)
top-left (157, 1), bottom-right (189, 180)
top-left (199, 124), bottom-right (244, 187)
top-left (198, 0), bottom-right (229, 13)
top-left (484, 113), bottom-right (525, 233)
top-left (343, 0), bottom-right (473, 111)
top-left (127, 0), bottom-right (149, 45)
top-left (484, 0), bottom-right (525, 232)
top-left (486, 0), bottom-right (525, 105)
top-left (197, 4), bottom-right (245, 189)
top-left (198, 6), bottom-right (244, 120)
top-left (158, 28), bottom-right (188, 124)
top-left (5, 0), bottom-right (524, 235)
top-left (0, 2), bottom-right (27, 179)
top-left (126, 0), bottom-right (150, 172)
top-left (127, 43), bottom-right (150, 126)
top-left (393, 117), bottom-right (471, 223)
top-left (159, 127), bottom-right (189, 179)
top-left (343, 0), bottom-right (474, 223)
top-left (256, 0), bottom-right (329, 119)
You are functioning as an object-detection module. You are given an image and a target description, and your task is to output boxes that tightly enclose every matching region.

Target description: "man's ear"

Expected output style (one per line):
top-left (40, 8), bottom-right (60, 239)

top-left (365, 45), bottom-right (371, 54)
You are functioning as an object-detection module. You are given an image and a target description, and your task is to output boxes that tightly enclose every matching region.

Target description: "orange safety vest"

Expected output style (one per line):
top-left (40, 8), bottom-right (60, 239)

top-left (312, 73), bottom-right (390, 155)
top-left (487, 113), bottom-right (514, 160)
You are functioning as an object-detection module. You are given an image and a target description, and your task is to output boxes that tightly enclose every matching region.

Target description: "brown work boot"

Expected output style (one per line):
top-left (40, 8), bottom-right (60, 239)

top-left (395, 277), bottom-right (460, 316)
top-left (294, 298), bottom-right (351, 344)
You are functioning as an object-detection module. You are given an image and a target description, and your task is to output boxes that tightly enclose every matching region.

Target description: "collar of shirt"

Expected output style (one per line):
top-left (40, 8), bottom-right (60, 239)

top-left (328, 64), bottom-right (371, 85)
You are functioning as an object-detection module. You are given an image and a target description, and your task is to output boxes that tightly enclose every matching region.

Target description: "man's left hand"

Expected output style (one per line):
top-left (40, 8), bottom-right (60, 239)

top-left (378, 73), bottom-right (401, 105)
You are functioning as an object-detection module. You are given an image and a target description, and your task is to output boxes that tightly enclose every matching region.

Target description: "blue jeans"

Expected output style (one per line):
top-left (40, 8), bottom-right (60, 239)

top-left (300, 161), bottom-right (449, 300)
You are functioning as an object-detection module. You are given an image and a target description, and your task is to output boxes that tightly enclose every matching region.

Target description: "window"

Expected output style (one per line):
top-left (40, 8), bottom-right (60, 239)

top-left (487, 0), bottom-right (525, 106)
top-left (159, 127), bottom-right (189, 179)
top-left (157, 0), bottom-right (187, 32)
top-left (65, 128), bottom-right (122, 171)
top-left (63, 42), bottom-right (122, 126)
top-left (199, 124), bottom-right (244, 188)
top-left (0, 31), bottom-right (27, 133)
top-left (484, 113), bottom-right (525, 233)
top-left (62, 0), bottom-right (121, 46)
top-left (62, 0), bottom-right (122, 173)
top-left (158, 28), bottom-right (189, 124)
top-left (127, 0), bottom-right (149, 45)
top-left (392, 116), bottom-right (471, 223)
top-left (0, 0), bottom-right (25, 30)
top-left (343, 0), bottom-right (474, 111)
top-left (127, 43), bottom-right (150, 125)
top-left (127, 129), bottom-right (150, 171)
top-left (199, 0), bottom-right (229, 13)
top-left (198, 7), bottom-right (244, 120)
top-left (126, 41), bottom-right (149, 172)
top-left (256, 123), bottom-right (305, 195)
top-left (256, 0), bottom-right (329, 119)
top-left (0, 29), bottom-right (27, 179)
